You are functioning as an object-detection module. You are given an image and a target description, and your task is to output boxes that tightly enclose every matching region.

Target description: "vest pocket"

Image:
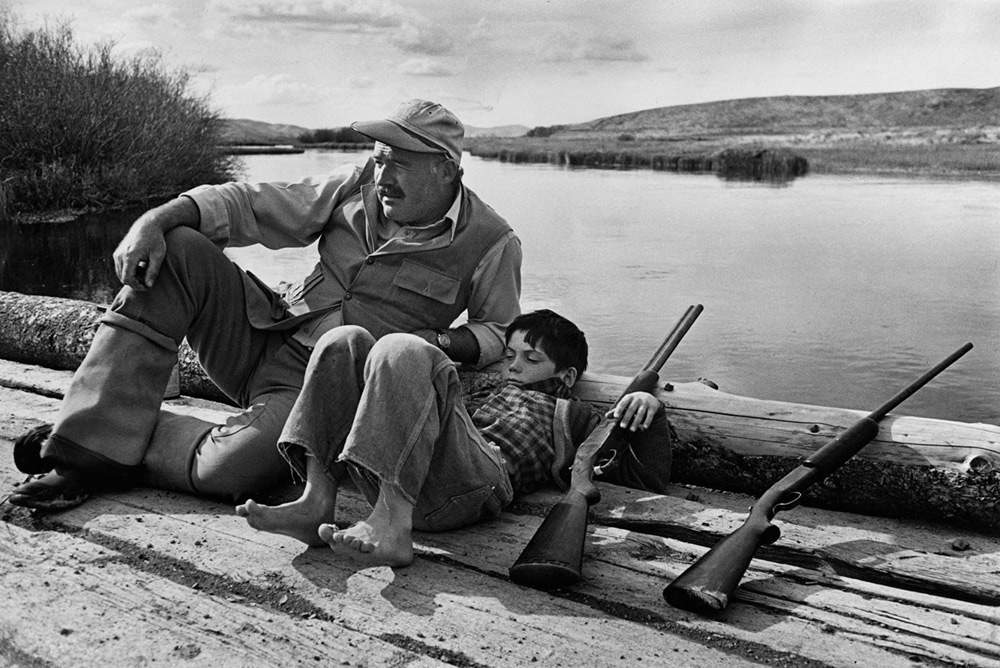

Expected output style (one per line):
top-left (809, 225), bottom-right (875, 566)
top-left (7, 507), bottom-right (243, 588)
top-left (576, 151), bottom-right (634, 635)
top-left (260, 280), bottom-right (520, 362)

top-left (392, 259), bottom-right (461, 304)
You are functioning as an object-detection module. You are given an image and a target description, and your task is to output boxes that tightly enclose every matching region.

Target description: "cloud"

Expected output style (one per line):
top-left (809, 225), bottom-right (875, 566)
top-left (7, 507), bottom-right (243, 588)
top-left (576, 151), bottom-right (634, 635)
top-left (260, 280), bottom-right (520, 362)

top-left (224, 73), bottom-right (330, 107)
top-left (209, 0), bottom-right (405, 31)
top-left (207, 0), bottom-right (452, 55)
top-left (399, 58), bottom-right (454, 77)
top-left (396, 21), bottom-right (453, 55)
top-left (539, 33), bottom-right (648, 63)
top-left (347, 76), bottom-right (375, 88)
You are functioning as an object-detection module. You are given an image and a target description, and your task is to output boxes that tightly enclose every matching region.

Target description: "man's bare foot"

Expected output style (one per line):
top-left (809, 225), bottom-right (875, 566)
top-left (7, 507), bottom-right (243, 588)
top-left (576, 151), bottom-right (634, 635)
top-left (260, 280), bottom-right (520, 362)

top-left (317, 478), bottom-right (415, 567)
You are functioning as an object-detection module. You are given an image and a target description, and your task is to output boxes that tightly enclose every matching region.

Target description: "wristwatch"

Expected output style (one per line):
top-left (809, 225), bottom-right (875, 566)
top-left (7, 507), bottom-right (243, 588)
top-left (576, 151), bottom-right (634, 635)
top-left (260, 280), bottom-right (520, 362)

top-left (435, 330), bottom-right (452, 351)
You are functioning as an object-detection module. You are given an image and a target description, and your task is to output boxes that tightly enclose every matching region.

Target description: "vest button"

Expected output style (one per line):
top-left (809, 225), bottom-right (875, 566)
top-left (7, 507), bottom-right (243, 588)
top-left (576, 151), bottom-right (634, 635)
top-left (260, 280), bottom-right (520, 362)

top-left (366, 257), bottom-right (375, 265)
top-left (344, 291), bottom-right (353, 300)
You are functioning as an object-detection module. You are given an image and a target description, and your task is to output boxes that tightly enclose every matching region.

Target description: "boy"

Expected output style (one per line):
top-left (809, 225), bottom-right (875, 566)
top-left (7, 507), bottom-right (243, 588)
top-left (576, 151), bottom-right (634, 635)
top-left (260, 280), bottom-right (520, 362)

top-left (237, 310), bottom-right (671, 567)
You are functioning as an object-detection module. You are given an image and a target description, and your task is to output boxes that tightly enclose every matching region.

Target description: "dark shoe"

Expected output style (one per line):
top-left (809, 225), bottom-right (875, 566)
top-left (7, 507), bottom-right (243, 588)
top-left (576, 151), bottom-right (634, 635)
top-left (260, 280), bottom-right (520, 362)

top-left (6, 433), bottom-right (141, 511)
top-left (8, 470), bottom-right (92, 511)
top-left (13, 423), bottom-right (54, 474)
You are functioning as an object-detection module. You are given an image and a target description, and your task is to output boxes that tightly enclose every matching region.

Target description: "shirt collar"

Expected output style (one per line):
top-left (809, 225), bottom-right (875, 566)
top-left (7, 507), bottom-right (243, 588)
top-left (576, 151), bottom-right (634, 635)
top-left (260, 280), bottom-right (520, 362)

top-left (507, 377), bottom-right (574, 399)
top-left (373, 184), bottom-right (462, 247)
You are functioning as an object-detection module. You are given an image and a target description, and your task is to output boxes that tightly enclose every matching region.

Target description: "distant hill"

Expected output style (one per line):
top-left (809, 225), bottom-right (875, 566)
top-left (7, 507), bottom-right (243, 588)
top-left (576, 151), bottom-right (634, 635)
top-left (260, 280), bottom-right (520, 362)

top-left (220, 118), bottom-right (527, 145)
top-left (560, 86), bottom-right (1000, 140)
top-left (221, 87), bottom-right (998, 147)
top-left (219, 118), bottom-right (310, 145)
top-left (466, 124), bottom-right (529, 138)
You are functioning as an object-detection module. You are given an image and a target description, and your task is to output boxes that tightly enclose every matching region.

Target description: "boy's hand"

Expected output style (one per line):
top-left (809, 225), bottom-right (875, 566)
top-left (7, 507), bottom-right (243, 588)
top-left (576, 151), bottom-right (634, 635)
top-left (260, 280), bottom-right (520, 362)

top-left (608, 391), bottom-right (662, 432)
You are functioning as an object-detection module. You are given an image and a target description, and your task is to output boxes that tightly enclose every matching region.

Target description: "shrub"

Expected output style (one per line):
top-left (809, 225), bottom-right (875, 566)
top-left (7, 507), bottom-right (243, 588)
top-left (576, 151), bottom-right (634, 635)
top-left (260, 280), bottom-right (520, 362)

top-left (0, 14), bottom-right (237, 220)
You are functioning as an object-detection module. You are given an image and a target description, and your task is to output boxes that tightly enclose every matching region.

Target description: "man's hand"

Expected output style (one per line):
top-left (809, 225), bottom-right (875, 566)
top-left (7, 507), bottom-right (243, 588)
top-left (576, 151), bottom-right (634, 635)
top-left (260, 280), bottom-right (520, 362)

top-left (113, 197), bottom-right (199, 290)
top-left (114, 216), bottom-right (166, 290)
top-left (608, 391), bottom-right (662, 432)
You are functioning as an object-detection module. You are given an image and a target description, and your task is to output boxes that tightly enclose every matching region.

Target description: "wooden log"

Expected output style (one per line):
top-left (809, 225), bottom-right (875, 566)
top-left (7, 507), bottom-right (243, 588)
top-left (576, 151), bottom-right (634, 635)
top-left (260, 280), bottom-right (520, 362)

top-left (2, 291), bottom-right (999, 530)
top-left (577, 372), bottom-right (1000, 532)
top-left (0, 290), bottom-right (227, 402)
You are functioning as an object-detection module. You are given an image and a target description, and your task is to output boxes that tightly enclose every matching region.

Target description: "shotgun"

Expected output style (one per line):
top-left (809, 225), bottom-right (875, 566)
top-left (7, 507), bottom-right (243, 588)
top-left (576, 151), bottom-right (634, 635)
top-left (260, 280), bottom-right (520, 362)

top-left (663, 341), bottom-right (973, 614)
top-left (509, 304), bottom-right (704, 589)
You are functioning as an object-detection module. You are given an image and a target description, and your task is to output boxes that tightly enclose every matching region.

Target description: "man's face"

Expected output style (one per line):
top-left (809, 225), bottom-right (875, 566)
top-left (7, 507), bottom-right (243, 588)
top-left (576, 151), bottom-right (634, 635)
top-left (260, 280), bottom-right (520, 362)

top-left (372, 142), bottom-right (454, 225)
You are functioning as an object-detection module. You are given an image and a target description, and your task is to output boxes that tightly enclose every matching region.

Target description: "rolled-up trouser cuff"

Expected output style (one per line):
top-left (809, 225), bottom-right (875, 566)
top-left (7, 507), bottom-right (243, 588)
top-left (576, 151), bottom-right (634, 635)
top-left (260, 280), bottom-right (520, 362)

top-left (44, 432), bottom-right (142, 490)
top-left (101, 310), bottom-right (179, 353)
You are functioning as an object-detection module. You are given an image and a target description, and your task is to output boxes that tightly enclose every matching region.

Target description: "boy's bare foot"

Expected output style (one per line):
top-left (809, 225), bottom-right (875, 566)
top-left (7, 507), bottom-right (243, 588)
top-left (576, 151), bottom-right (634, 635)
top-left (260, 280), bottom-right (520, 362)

top-left (317, 479), bottom-right (414, 567)
top-left (236, 457), bottom-right (339, 547)
top-left (318, 520), bottom-right (414, 567)
top-left (236, 496), bottom-right (334, 546)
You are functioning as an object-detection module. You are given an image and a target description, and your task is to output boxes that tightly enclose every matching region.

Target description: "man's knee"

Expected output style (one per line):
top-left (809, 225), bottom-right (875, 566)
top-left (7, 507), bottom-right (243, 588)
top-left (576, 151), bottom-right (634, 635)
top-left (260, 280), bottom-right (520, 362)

top-left (163, 226), bottom-right (216, 261)
top-left (369, 333), bottom-right (438, 367)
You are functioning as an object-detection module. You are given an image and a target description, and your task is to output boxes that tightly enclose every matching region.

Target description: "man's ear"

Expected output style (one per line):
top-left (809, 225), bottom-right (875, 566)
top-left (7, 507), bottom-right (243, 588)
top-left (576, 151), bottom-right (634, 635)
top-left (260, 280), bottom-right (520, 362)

top-left (438, 159), bottom-right (461, 184)
top-left (559, 366), bottom-right (579, 388)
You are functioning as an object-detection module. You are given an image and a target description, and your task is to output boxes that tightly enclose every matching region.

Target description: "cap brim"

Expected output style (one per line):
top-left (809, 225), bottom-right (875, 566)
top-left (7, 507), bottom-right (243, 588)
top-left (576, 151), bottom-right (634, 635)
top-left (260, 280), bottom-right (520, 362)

top-left (351, 120), bottom-right (445, 154)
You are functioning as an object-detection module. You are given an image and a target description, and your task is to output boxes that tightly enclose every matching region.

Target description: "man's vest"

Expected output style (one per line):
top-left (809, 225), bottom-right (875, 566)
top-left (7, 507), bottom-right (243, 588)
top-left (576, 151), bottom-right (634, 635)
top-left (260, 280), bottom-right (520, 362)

top-left (266, 170), bottom-right (513, 341)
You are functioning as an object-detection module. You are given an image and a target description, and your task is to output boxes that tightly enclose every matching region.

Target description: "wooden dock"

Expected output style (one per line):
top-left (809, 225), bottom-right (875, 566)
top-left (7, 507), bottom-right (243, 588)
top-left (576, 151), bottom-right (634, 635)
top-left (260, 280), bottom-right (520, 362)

top-left (2, 360), bottom-right (1000, 667)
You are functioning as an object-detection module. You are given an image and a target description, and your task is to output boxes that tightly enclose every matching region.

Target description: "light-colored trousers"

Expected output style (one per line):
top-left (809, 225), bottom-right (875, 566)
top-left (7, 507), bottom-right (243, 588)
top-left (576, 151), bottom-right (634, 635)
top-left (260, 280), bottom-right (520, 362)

top-left (278, 327), bottom-right (513, 532)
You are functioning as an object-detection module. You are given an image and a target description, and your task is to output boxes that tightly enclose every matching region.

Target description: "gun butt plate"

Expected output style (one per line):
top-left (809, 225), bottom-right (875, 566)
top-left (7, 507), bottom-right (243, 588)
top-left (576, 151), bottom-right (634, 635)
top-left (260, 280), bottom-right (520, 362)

top-left (663, 583), bottom-right (729, 614)
top-left (509, 560), bottom-right (581, 589)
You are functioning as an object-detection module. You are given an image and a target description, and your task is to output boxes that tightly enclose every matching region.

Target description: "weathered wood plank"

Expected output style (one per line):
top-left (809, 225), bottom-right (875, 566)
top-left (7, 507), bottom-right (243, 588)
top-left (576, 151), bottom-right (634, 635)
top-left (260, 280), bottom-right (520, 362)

top-left (3, 398), bottom-right (998, 666)
top-left (1, 427), bottom-right (770, 665)
top-left (0, 523), bottom-right (446, 667)
top-left (583, 483), bottom-right (1000, 607)
top-left (5, 374), bottom-right (999, 612)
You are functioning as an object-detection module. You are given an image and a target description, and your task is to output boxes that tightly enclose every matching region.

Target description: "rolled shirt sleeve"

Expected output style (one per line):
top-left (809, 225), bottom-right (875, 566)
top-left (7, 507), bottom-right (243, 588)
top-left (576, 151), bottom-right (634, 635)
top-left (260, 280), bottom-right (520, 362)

top-left (464, 230), bottom-right (523, 367)
top-left (182, 163), bottom-right (367, 250)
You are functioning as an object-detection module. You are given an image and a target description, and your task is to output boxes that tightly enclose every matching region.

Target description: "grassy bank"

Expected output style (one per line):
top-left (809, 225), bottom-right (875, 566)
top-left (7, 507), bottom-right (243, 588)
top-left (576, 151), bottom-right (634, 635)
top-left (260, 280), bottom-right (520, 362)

top-left (0, 14), bottom-right (237, 222)
top-left (466, 135), bottom-right (1000, 181)
top-left (794, 142), bottom-right (1000, 178)
top-left (466, 136), bottom-right (809, 180)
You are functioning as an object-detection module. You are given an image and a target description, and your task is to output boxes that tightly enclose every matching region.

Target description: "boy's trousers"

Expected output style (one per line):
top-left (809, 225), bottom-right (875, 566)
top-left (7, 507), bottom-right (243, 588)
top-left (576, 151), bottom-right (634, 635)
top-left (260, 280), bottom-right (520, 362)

top-left (278, 327), bottom-right (514, 532)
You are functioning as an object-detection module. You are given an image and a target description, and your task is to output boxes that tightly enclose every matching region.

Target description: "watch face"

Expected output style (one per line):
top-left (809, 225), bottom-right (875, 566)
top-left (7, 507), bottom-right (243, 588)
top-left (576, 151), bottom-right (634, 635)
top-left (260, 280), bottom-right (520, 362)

top-left (437, 331), bottom-right (451, 349)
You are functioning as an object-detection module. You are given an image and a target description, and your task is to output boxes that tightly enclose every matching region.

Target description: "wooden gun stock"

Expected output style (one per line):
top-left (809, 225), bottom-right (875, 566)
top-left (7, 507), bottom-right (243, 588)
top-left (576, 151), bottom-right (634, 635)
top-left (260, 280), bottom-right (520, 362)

top-left (663, 342), bottom-right (973, 614)
top-left (509, 304), bottom-right (704, 589)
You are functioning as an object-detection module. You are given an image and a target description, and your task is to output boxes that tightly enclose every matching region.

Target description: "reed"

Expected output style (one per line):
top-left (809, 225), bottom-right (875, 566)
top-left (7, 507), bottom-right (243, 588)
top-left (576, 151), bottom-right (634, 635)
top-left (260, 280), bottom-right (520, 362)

top-left (0, 14), bottom-right (237, 221)
top-left (467, 138), bottom-right (809, 181)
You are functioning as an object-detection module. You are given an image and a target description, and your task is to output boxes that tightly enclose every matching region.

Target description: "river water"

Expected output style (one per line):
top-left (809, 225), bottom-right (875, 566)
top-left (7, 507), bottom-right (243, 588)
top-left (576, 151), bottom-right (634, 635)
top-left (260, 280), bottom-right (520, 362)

top-left (3, 149), bottom-right (997, 423)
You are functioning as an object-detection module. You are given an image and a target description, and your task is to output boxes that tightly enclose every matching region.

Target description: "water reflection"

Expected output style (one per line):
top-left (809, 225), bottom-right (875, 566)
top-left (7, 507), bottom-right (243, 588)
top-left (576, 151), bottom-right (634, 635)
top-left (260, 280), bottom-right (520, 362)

top-left (0, 207), bottom-right (138, 304)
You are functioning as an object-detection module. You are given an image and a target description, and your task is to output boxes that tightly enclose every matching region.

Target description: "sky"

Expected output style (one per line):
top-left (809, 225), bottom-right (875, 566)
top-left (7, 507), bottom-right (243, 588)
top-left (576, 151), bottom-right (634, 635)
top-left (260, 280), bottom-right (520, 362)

top-left (7, 0), bottom-right (1000, 130)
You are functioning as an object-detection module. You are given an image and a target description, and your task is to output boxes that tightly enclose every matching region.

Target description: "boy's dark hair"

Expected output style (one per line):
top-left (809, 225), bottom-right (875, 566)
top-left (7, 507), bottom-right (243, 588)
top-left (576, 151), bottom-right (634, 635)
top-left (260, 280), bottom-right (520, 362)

top-left (505, 309), bottom-right (588, 374)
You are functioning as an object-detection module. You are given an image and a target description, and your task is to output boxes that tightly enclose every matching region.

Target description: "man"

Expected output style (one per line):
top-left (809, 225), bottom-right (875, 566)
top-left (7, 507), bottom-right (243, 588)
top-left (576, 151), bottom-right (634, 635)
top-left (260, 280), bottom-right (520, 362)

top-left (9, 99), bottom-right (522, 511)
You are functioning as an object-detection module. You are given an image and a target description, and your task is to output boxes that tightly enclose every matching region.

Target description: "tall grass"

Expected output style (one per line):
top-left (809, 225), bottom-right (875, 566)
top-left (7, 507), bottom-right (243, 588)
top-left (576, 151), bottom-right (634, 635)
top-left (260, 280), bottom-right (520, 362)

top-left (0, 14), bottom-right (237, 221)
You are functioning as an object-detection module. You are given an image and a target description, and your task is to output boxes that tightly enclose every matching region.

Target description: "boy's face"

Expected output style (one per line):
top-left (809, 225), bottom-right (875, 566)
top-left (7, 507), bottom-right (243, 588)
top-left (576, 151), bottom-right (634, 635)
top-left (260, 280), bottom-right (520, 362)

top-left (503, 330), bottom-right (577, 388)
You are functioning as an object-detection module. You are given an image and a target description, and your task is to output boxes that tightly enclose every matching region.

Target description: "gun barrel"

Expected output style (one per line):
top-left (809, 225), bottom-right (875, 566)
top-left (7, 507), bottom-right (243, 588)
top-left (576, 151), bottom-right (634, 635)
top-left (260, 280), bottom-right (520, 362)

top-left (868, 342), bottom-right (972, 421)
top-left (644, 304), bottom-right (703, 371)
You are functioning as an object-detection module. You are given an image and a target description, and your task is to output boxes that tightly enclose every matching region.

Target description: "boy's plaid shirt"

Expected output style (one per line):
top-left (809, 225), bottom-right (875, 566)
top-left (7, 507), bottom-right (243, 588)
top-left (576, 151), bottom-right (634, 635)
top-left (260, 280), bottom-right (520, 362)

top-left (471, 377), bottom-right (584, 495)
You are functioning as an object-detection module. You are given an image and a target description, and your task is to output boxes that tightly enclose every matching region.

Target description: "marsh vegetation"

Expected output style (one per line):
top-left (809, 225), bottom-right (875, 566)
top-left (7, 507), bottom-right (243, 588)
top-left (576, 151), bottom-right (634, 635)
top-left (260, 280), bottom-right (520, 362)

top-left (0, 12), bottom-right (236, 221)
